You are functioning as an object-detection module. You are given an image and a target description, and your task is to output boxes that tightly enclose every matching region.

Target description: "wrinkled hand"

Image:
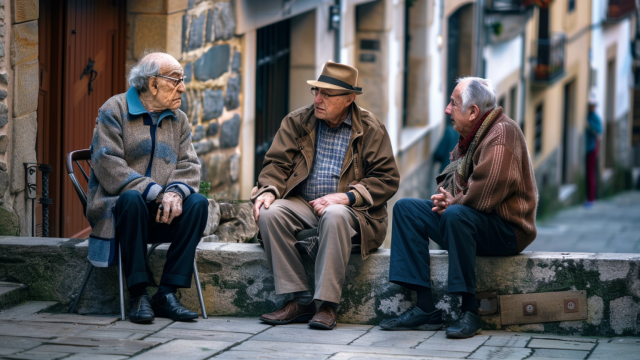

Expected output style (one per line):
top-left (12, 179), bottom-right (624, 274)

top-left (431, 187), bottom-right (454, 215)
top-left (309, 193), bottom-right (350, 217)
top-left (156, 191), bottom-right (183, 224)
top-left (253, 192), bottom-right (276, 222)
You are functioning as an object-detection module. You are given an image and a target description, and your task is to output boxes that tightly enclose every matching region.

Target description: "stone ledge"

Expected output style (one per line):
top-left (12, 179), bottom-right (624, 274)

top-left (0, 237), bottom-right (639, 337)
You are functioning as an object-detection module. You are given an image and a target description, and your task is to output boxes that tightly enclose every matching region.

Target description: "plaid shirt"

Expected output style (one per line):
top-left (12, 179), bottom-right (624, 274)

top-left (297, 111), bottom-right (352, 201)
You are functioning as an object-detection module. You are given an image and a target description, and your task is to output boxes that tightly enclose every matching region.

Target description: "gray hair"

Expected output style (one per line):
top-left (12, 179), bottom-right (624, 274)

top-left (456, 77), bottom-right (497, 115)
top-left (128, 52), bottom-right (163, 92)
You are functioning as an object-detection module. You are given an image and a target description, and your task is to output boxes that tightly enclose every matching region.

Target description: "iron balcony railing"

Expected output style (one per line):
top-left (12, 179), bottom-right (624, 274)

top-left (531, 33), bottom-right (566, 84)
top-left (486, 0), bottom-right (536, 13)
top-left (606, 0), bottom-right (636, 21)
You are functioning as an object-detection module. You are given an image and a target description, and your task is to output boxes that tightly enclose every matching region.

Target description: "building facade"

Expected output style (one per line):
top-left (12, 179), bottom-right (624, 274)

top-left (0, 0), bottom-right (636, 246)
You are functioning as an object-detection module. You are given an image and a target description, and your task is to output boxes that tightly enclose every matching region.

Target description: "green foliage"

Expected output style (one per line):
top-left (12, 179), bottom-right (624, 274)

top-left (199, 181), bottom-right (212, 199)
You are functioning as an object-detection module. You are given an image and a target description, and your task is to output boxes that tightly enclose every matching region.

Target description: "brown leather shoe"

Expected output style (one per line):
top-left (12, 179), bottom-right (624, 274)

top-left (259, 300), bottom-right (316, 325)
top-left (308, 304), bottom-right (337, 330)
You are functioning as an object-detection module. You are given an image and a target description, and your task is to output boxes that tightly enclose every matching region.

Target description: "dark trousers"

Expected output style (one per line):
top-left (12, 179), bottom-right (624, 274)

top-left (389, 198), bottom-right (518, 294)
top-left (114, 190), bottom-right (209, 289)
top-left (586, 139), bottom-right (599, 202)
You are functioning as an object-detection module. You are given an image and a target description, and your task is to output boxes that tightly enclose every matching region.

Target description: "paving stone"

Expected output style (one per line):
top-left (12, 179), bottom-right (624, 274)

top-left (234, 340), bottom-right (468, 358)
top-left (589, 342), bottom-right (640, 359)
top-left (220, 114), bottom-right (240, 148)
top-left (0, 348), bottom-right (22, 355)
top-left (25, 343), bottom-right (150, 356)
top-left (350, 326), bottom-right (435, 348)
top-left (468, 346), bottom-right (532, 359)
top-left (10, 20), bottom-right (38, 66)
top-left (106, 317), bottom-right (173, 332)
top-left (0, 301), bottom-right (57, 319)
top-left (253, 325), bottom-right (367, 345)
top-left (0, 321), bottom-right (95, 338)
top-left (17, 313), bottom-right (119, 326)
top-left (81, 329), bottom-right (149, 340)
top-left (530, 335), bottom-right (597, 343)
top-left (3, 350), bottom-right (70, 360)
top-left (416, 331), bottom-right (489, 352)
top-left (0, 335), bottom-right (45, 350)
top-left (168, 316), bottom-right (271, 334)
top-left (150, 328), bottom-right (253, 342)
top-left (607, 337), bottom-right (640, 345)
top-left (528, 348), bottom-right (589, 359)
top-left (330, 353), bottom-right (449, 360)
top-left (130, 339), bottom-right (234, 359)
top-left (483, 333), bottom-right (530, 347)
top-left (202, 89), bottom-right (224, 121)
top-left (44, 336), bottom-right (157, 355)
top-left (64, 355), bottom-right (127, 360)
top-left (224, 74), bottom-right (240, 110)
top-left (527, 339), bottom-right (595, 351)
top-left (214, 350), bottom-right (329, 359)
top-left (188, 12), bottom-right (205, 51)
top-left (194, 45), bottom-right (230, 81)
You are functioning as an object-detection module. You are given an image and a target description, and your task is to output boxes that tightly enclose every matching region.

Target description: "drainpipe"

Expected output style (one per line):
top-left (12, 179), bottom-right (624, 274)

top-left (519, 28), bottom-right (527, 128)
top-left (331, 0), bottom-right (341, 63)
top-left (474, 0), bottom-right (485, 76)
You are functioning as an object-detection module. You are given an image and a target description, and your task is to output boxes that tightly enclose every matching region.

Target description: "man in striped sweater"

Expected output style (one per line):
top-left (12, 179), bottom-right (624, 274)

top-left (381, 77), bottom-right (538, 338)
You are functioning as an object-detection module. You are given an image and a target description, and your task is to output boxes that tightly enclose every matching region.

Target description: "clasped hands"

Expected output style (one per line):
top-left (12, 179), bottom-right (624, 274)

top-left (431, 187), bottom-right (454, 215)
top-left (253, 192), bottom-right (349, 221)
top-left (155, 191), bottom-right (183, 224)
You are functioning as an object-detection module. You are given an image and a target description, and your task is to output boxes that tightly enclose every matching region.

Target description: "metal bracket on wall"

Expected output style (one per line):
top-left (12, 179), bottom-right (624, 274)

top-left (499, 290), bottom-right (588, 325)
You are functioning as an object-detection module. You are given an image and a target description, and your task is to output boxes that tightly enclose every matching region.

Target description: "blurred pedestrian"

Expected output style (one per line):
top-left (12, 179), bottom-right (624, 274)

top-left (585, 92), bottom-right (602, 208)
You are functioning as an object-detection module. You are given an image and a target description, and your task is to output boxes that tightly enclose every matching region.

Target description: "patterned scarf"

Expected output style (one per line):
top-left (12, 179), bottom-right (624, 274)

top-left (436, 107), bottom-right (501, 196)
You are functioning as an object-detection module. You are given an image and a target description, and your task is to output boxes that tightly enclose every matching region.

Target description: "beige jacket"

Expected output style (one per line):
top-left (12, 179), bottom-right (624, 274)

top-left (252, 103), bottom-right (400, 259)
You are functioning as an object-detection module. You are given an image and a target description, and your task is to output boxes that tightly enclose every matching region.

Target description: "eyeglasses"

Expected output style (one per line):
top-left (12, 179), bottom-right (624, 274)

top-left (155, 74), bottom-right (187, 87)
top-left (310, 87), bottom-right (350, 100)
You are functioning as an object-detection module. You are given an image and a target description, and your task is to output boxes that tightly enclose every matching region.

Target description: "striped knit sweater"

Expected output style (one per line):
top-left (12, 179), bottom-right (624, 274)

top-left (447, 107), bottom-right (538, 252)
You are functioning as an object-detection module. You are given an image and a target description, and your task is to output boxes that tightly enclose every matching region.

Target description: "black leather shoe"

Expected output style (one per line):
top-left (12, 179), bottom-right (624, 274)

top-left (129, 295), bottom-right (154, 323)
top-left (151, 293), bottom-right (199, 321)
top-left (446, 311), bottom-right (482, 338)
top-left (380, 306), bottom-right (443, 331)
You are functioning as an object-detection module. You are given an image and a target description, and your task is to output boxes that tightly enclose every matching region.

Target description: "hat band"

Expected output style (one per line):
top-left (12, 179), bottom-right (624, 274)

top-left (317, 75), bottom-right (362, 92)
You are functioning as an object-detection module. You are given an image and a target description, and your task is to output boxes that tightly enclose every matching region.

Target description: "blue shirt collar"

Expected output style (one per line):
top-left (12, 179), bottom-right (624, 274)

top-left (126, 87), bottom-right (175, 125)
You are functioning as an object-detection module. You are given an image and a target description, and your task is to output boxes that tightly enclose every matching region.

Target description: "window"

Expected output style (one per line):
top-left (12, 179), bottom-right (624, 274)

top-left (498, 96), bottom-right (506, 110)
top-left (535, 103), bottom-right (544, 155)
top-left (568, 0), bottom-right (575, 12)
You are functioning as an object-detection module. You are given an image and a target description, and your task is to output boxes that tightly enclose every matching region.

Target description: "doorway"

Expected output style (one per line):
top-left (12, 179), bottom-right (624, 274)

top-left (38, 0), bottom-right (126, 238)
top-left (446, 4), bottom-right (474, 106)
top-left (254, 19), bottom-right (291, 183)
top-left (562, 80), bottom-right (575, 184)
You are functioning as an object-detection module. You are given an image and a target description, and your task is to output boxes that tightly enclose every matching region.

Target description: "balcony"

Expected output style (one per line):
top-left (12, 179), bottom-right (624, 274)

top-left (486, 0), bottom-right (536, 13)
top-left (531, 33), bottom-right (566, 86)
top-left (606, 0), bottom-right (636, 22)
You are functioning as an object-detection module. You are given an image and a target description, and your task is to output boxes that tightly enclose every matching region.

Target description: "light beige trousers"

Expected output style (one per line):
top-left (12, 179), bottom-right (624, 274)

top-left (258, 195), bottom-right (360, 304)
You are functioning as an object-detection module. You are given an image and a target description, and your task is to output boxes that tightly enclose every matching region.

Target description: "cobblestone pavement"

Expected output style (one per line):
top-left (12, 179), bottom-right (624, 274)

top-left (527, 191), bottom-right (640, 253)
top-left (0, 301), bottom-right (639, 359)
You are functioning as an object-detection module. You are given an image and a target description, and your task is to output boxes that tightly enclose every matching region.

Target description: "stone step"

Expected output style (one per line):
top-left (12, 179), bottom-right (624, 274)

top-left (0, 281), bottom-right (28, 310)
top-left (1, 236), bottom-right (640, 337)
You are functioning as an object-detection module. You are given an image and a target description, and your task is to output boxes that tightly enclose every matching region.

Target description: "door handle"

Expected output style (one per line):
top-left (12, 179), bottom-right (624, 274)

top-left (80, 58), bottom-right (98, 95)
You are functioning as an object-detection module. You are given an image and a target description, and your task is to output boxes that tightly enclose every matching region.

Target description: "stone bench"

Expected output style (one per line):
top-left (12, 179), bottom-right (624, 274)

top-left (0, 236), bottom-right (639, 337)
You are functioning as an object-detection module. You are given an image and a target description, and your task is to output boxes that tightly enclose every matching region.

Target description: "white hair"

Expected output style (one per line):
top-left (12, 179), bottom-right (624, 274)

top-left (128, 52), bottom-right (164, 92)
top-left (456, 77), bottom-right (497, 115)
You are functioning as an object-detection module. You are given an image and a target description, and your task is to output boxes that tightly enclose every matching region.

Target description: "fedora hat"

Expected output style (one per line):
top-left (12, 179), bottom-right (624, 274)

top-left (307, 61), bottom-right (363, 95)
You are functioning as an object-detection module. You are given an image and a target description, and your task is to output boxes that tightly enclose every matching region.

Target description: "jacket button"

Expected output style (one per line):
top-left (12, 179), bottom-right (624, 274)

top-left (294, 173), bottom-right (298, 177)
top-left (378, 219), bottom-right (383, 223)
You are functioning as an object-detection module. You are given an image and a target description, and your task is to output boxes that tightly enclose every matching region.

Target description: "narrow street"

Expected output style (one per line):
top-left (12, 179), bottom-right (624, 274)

top-left (527, 191), bottom-right (640, 253)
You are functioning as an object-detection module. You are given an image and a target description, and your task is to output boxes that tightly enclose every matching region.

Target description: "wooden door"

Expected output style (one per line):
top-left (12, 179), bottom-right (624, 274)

top-left (38, 0), bottom-right (126, 238)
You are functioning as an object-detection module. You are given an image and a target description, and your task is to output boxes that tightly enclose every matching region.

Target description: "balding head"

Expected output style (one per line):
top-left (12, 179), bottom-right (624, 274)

top-left (128, 52), bottom-right (182, 93)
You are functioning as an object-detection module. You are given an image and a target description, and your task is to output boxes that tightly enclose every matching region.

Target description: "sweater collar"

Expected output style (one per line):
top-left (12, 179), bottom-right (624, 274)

top-left (126, 87), bottom-right (175, 125)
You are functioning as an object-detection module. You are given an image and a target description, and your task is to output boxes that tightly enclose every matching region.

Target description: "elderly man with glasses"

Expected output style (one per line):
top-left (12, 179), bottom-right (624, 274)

top-left (252, 61), bottom-right (400, 330)
top-left (86, 52), bottom-right (208, 323)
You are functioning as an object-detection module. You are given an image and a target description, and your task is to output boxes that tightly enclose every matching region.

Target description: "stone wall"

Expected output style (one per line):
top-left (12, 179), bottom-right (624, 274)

top-left (0, 0), bottom-right (38, 237)
top-left (128, 0), bottom-right (243, 200)
top-left (2, 237), bottom-right (640, 337)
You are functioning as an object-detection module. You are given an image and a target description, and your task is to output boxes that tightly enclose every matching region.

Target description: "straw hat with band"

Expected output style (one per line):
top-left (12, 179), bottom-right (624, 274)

top-left (307, 61), bottom-right (364, 95)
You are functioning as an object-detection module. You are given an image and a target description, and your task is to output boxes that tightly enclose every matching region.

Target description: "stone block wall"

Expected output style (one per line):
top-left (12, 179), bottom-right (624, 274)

top-left (0, 0), bottom-right (38, 237)
top-left (128, 0), bottom-right (243, 200)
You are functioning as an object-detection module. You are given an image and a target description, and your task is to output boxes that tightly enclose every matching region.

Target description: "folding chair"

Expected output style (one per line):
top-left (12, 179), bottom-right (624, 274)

top-left (65, 149), bottom-right (208, 320)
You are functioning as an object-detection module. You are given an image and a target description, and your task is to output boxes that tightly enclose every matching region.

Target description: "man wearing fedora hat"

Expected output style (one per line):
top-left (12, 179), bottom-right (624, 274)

top-left (251, 61), bottom-right (400, 330)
